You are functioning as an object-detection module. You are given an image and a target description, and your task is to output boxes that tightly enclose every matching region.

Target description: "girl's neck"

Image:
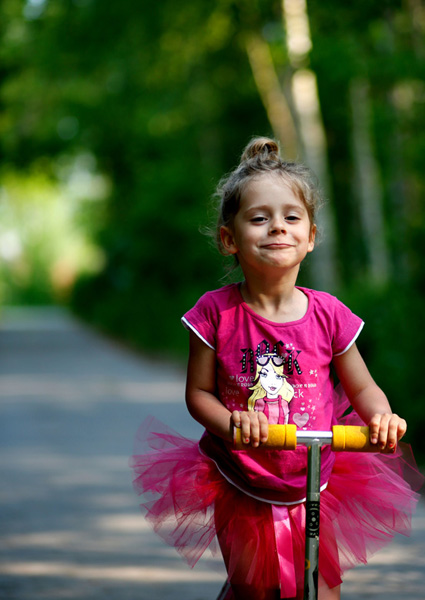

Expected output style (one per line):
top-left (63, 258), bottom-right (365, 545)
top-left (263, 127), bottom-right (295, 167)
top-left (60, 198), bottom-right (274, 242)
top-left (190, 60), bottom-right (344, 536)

top-left (240, 273), bottom-right (308, 323)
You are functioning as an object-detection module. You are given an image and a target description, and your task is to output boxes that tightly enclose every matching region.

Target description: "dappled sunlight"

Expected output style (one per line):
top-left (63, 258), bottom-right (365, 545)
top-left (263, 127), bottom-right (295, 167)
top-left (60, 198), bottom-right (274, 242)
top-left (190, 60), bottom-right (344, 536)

top-left (343, 566), bottom-right (425, 596)
top-left (3, 531), bottom-right (85, 550)
top-left (84, 492), bottom-right (136, 509)
top-left (94, 513), bottom-right (151, 533)
top-left (0, 164), bottom-right (108, 304)
top-left (0, 561), bottom-right (223, 582)
top-left (0, 451), bottom-right (126, 475)
top-left (0, 374), bottom-right (185, 405)
top-left (3, 520), bottom-right (179, 555)
top-left (0, 453), bottom-right (134, 494)
top-left (2, 0), bottom-right (425, 597)
top-left (1, 310), bottom-right (423, 600)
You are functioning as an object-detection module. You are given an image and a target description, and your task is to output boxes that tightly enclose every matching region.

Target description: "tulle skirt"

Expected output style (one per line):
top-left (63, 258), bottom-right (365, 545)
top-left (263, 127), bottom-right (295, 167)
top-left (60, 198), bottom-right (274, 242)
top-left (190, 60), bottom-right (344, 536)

top-left (130, 416), bottom-right (423, 599)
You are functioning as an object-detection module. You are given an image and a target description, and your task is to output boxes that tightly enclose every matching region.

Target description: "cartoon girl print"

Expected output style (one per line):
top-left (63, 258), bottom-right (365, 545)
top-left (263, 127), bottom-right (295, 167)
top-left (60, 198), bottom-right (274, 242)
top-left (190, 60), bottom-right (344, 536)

top-left (247, 354), bottom-right (294, 424)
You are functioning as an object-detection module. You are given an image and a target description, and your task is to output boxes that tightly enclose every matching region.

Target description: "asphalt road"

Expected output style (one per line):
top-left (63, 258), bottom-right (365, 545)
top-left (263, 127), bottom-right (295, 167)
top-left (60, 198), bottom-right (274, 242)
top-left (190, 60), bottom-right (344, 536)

top-left (0, 306), bottom-right (424, 600)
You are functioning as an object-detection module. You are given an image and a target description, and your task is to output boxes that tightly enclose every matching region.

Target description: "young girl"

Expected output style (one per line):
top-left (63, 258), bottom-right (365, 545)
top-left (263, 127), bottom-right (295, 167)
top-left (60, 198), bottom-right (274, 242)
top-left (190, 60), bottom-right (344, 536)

top-left (130, 138), bottom-right (423, 600)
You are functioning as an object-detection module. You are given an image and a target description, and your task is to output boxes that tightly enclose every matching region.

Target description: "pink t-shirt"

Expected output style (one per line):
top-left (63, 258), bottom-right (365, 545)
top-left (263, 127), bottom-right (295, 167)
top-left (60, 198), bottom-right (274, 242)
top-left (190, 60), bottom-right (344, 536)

top-left (182, 283), bottom-right (364, 504)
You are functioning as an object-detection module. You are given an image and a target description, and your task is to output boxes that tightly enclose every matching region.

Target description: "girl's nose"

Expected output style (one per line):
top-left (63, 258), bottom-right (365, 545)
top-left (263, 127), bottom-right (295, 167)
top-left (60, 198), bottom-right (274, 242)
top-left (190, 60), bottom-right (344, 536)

top-left (270, 219), bottom-right (286, 234)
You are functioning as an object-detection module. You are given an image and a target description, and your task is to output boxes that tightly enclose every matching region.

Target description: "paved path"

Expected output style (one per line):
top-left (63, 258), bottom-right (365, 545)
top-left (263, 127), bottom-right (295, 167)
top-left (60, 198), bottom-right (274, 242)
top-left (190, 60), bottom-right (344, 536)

top-left (0, 306), bottom-right (424, 600)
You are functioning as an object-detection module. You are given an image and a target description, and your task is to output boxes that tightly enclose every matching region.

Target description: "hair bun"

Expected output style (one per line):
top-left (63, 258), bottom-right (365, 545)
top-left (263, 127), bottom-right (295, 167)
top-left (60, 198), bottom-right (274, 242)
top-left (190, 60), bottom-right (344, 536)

top-left (241, 137), bottom-right (280, 162)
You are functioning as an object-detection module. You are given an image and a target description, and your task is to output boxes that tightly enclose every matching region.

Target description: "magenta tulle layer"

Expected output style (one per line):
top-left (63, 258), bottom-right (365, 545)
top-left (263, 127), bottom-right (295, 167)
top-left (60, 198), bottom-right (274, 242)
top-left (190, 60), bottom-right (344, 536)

top-left (130, 416), bottom-right (423, 599)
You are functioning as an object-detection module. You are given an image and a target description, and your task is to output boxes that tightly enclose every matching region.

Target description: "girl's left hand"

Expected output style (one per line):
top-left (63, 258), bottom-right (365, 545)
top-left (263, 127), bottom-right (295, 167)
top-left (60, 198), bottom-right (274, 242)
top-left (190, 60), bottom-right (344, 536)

top-left (369, 413), bottom-right (407, 452)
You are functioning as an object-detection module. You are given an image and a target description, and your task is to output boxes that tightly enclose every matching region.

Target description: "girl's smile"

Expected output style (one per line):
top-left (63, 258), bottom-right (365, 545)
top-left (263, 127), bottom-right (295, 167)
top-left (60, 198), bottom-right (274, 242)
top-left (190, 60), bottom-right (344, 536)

top-left (220, 174), bottom-right (315, 276)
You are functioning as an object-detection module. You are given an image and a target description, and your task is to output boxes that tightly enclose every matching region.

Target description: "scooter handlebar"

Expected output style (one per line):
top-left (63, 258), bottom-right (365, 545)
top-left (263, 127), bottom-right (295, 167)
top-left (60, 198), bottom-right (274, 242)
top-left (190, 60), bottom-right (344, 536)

top-left (233, 424), bottom-right (376, 451)
top-left (331, 425), bottom-right (374, 452)
top-left (233, 423), bottom-right (298, 450)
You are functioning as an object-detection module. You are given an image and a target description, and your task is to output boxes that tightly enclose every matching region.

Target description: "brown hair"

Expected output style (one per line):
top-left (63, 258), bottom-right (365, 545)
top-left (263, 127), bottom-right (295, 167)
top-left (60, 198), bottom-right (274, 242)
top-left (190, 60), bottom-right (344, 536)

top-left (213, 136), bottom-right (322, 256)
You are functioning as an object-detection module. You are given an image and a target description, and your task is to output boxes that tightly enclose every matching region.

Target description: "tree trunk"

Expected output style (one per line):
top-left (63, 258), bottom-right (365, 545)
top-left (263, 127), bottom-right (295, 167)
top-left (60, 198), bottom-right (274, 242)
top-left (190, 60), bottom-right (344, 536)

top-left (349, 78), bottom-right (389, 285)
top-left (282, 0), bottom-right (338, 291)
top-left (244, 32), bottom-right (299, 160)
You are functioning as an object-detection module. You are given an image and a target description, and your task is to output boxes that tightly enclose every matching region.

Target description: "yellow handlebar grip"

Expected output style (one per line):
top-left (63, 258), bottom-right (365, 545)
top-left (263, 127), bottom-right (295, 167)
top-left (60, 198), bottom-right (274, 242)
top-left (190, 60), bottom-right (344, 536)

top-left (332, 425), bottom-right (375, 452)
top-left (234, 424), bottom-right (297, 450)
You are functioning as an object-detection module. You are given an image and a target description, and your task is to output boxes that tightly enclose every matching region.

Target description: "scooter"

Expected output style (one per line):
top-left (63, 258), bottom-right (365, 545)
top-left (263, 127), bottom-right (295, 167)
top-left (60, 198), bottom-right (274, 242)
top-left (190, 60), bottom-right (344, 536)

top-left (216, 424), bottom-right (377, 600)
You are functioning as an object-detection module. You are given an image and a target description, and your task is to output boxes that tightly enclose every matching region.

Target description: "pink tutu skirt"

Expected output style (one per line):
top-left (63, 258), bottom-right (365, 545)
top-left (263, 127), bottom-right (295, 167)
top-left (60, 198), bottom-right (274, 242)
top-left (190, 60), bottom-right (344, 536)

top-left (130, 414), bottom-right (423, 599)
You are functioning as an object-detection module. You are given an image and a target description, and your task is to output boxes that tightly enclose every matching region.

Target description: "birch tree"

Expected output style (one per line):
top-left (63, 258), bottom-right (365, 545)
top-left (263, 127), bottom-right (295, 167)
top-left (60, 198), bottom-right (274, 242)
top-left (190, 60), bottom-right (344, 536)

top-left (349, 78), bottom-right (389, 285)
top-left (282, 0), bottom-right (338, 290)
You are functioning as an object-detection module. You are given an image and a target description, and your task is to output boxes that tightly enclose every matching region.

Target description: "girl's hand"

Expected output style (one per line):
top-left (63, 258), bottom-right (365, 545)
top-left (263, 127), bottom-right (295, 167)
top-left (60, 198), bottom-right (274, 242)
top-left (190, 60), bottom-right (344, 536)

top-left (232, 410), bottom-right (268, 448)
top-left (369, 413), bottom-right (407, 452)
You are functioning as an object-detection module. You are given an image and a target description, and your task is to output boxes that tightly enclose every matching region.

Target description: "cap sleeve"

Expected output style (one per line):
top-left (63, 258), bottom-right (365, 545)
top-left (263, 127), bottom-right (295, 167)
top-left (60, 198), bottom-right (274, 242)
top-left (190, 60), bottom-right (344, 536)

top-left (332, 298), bottom-right (364, 356)
top-left (181, 292), bottom-right (218, 350)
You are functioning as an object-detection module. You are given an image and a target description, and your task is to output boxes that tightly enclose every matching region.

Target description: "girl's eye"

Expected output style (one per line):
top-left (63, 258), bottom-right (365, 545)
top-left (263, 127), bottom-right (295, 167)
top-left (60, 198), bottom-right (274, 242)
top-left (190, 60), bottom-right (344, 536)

top-left (286, 215), bottom-right (300, 222)
top-left (251, 216), bottom-right (267, 223)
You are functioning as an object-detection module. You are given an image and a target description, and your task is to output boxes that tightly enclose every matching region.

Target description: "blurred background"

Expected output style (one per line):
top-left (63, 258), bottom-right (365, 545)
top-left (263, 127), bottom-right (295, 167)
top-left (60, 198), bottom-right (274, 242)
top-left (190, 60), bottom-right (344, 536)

top-left (1, 0), bottom-right (425, 459)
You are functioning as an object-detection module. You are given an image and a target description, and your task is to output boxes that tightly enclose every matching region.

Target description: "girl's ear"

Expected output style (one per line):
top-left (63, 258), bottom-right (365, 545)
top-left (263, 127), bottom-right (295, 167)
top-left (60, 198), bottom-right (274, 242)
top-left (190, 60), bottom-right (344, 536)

top-left (308, 224), bottom-right (316, 253)
top-left (220, 226), bottom-right (238, 255)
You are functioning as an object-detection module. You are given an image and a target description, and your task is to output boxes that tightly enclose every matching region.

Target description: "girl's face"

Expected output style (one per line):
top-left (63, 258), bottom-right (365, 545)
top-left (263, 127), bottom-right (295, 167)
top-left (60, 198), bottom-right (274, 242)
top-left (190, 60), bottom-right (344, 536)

top-left (259, 363), bottom-right (285, 398)
top-left (220, 174), bottom-right (315, 276)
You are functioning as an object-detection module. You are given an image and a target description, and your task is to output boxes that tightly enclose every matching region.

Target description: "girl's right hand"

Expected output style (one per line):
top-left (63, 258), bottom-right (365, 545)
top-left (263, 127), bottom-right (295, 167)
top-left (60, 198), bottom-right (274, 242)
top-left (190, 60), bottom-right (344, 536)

top-left (231, 410), bottom-right (269, 448)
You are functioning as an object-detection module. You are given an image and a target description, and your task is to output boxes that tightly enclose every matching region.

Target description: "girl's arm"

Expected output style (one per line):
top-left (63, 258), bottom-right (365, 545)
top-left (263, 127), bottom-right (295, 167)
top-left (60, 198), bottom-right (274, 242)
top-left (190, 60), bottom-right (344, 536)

top-left (185, 331), bottom-right (268, 447)
top-left (333, 343), bottom-right (406, 451)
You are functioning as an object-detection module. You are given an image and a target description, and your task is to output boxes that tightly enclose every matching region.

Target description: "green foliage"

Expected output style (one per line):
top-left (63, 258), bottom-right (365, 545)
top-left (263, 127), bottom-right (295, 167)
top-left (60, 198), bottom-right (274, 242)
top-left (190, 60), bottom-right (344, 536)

top-left (1, 0), bottom-right (425, 459)
top-left (0, 166), bottom-right (106, 305)
top-left (0, 0), bottom-right (273, 351)
top-left (340, 283), bottom-right (425, 459)
top-left (310, 1), bottom-right (425, 285)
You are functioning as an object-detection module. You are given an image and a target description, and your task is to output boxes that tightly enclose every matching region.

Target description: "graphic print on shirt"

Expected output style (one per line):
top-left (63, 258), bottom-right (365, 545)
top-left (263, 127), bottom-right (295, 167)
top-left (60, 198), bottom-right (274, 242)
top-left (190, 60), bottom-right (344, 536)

top-left (225, 338), bottom-right (317, 428)
top-left (247, 353), bottom-right (294, 424)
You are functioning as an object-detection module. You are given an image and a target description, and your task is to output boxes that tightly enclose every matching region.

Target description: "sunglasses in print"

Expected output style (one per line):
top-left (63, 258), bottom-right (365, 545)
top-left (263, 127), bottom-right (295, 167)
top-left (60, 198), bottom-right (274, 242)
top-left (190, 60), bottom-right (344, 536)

top-left (257, 354), bottom-right (285, 367)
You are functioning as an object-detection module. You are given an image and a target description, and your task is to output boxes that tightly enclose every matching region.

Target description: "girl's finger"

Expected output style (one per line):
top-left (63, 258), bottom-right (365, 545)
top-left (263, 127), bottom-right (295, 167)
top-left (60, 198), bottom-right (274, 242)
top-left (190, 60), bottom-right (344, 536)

top-left (239, 411), bottom-right (252, 445)
top-left (377, 414), bottom-right (391, 450)
top-left (249, 415), bottom-right (261, 447)
top-left (386, 415), bottom-right (400, 450)
top-left (369, 414), bottom-right (382, 445)
top-left (257, 411), bottom-right (269, 443)
top-left (396, 416), bottom-right (407, 440)
top-left (231, 410), bottom-right (241, 428)
top-left (386, 415), bottom-right (407, 452)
